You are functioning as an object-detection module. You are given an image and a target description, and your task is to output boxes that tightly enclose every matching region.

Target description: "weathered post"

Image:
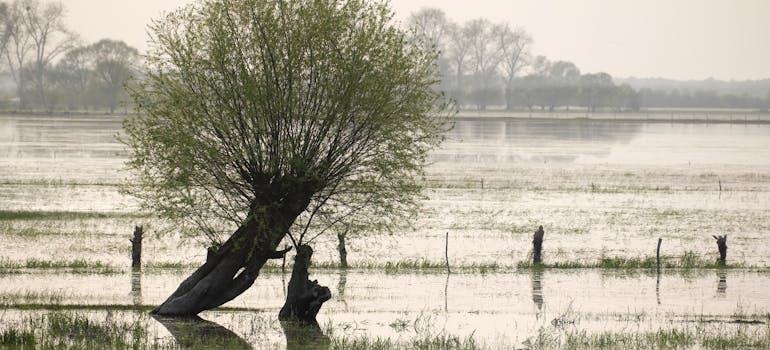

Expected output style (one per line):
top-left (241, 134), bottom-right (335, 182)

top-left (713, 235), bottom-right (727, 265)
top-left (129, 226), bottom-right (143, 269)
top-left (656, 238), bottom-right (662, 272)
top-left (445, 232), bottom-right (451, 274)
top-left (533, 226), bottom-right (545, 264)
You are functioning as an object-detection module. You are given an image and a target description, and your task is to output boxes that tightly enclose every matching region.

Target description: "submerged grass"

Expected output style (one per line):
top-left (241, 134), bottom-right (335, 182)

top-left (0, 210), bottom-right (147, 221)
top-left (0, 311), bottom-right (156, 350)
top-left (517, 251), bottom-right (741, 270)
top-left (308, 260), bottom-right (501, 274)
top-left (0, 309), bottom-right (485, 350)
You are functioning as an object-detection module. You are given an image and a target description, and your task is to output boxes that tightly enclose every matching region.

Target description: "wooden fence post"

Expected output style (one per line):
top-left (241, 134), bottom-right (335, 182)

top-left (445, 232), bottom-right (451, 274)
top-left (656, 238), bottom-right (662, 271)
top-left (533, 226), bottom-right (544, 264)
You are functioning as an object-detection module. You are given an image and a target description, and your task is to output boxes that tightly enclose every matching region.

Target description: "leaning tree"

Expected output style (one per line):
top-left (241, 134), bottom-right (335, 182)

top-left (123, 0), bottom-right (450, 317)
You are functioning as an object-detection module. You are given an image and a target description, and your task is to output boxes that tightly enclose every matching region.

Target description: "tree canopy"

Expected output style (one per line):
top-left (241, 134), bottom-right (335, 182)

top-left (124, 0), bottom-right (451, 248)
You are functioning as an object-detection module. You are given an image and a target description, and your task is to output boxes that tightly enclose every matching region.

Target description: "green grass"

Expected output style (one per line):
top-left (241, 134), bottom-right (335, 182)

top-left (0, 328), bottom-right (35, 349)
top-left (0, 259), bottom-right (121, 274)
top-left (564, 326), bottom-right (770, 349)
top-left (517, 251), bottom-right (741, 270)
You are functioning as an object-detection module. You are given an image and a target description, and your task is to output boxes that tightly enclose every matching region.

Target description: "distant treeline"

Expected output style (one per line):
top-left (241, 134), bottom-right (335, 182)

top-left (1, 1), bottom-right (768, 114)
top-left (408, 8), bottom-right (770, 112)
top-left (0, 0), bottom-right (139, 113)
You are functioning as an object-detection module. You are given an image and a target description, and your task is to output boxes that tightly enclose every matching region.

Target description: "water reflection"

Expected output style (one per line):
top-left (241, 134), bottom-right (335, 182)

top-left (337, 270), bottom-right (348, 312)
top-left (717, 271), bottom-right (727, 297)
top-left (130, 268), bottom-right (142, 306)
top-left (437, 119), bottom-right (645, 164)
top-left (530, 270), bottom-right (544, 318)
top-left (280, 320), bottom-right (330, 350)
top-left (444, 273), bottom-right (450, 313)
top-left (436, 118), bottom-right (770, 166)
top-left (152, 314), bottom-right (252, 349)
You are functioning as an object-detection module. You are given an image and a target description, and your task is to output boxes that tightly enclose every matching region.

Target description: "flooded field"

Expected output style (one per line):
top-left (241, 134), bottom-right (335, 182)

top-left (1, 113), bottom-right (770, 348)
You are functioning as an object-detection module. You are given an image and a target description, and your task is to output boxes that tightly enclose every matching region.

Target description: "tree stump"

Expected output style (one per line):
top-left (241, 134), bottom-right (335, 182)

top-left (279, 245), bottom-right (331, 325)
top-left (337, 230), bottom-right (348, 269)
top-left (129, 226), bottom-right (143, 269)
top-left (713, 235), bottom-right (727, 265)
top-left (533, 225), bottom-right (545, 264)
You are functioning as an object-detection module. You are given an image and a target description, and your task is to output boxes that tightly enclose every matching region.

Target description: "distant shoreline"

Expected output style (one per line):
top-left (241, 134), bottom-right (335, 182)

top-left (453, 109), bottom-right (770, 124)
top-left (1, 110), bottom-right (769, 124)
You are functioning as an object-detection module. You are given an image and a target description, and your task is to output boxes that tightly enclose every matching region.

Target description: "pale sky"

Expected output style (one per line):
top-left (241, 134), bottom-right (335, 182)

top-left (64, 0), bottom-right (770, 81)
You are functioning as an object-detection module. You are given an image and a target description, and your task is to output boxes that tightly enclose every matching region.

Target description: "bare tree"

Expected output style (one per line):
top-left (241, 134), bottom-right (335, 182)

top-left (466, 19), bottom-right (501, 110)
top-left (3, 1), bottom-right (33, 108)
top-left (445, 22), bottom-right (471, 105)
top-left (5, 0), bottom-right (77, 109)
top-left (52, 44), bottom-right (93, 110)
top-left (90, 39), bottom-right (139, 113)
top-left (0, 3), bottom-right (11, 57)
top-left (496, 24), bottom-right (532, 110)
top-left (406, 7), bottom-right (448, 53)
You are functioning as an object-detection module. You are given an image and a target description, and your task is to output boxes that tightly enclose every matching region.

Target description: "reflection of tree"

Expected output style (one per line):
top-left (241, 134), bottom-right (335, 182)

top-left (151, 314), bottom-right (252, 349)
top-left (337, 270), bottom-right (348, 311)
top-left (438, 119), bottom-right (644, 164)
top-left (280, 320), bottom-right (330, 350)
top-left (530, 269), bottom-right (544, 319)
top-left (717, 271), bottom-right (727, 297)
top-left (130, 268), bottom-right (142, 306)
top-left (656, 271), bottom-right (661, 305)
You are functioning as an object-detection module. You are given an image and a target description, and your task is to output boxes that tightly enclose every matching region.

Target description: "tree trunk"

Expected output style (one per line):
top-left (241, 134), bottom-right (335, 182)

top-left (279, 245), bottom-right (331, 325)
top-left (337, 230), bottom-right (348, 269)
top-left (152, 198), bottom-right (307, 316)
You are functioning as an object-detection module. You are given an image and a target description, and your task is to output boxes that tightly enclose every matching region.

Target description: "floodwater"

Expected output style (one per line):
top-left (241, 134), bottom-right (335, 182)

top-left (1, 269), bottom-right (769, 348)
top-left (2, 113), bottom-right (770, 347)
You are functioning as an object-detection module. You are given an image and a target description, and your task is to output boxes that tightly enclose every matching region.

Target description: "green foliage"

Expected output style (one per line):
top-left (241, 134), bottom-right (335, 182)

top-left (124, 0), bottom-right (450, 245)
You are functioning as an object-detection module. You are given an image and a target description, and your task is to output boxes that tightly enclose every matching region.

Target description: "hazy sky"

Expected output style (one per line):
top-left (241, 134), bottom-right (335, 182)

top-left (64, 0), bottom-right (770, 81)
